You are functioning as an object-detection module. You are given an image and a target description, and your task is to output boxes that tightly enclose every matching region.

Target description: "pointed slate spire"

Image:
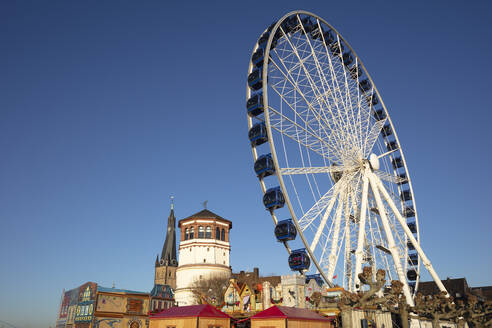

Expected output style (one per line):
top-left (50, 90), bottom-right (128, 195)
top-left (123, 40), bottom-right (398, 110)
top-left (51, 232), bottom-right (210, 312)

top-left (155, 254), bottom-right (159, 267)
top-left (160, 196), bottom-right (178, 267)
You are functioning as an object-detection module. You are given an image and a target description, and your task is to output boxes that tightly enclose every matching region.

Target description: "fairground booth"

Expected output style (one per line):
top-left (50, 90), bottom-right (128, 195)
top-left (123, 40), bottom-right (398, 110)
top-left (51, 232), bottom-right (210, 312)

top-left (149, 304), bottom-right (231, 328)
top-left (249, 305), bottom-right (334, 328)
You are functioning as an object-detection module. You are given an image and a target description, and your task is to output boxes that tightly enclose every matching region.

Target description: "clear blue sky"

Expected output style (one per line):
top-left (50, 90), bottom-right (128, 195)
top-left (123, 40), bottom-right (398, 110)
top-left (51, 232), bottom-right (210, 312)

top-left (1, 1), bottom-right (491, 327)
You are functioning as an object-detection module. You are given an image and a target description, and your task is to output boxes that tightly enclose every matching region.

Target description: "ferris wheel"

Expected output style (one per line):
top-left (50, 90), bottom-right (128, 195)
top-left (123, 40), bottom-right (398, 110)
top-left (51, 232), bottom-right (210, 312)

top-left (246, 10), bottom-right (447, 306)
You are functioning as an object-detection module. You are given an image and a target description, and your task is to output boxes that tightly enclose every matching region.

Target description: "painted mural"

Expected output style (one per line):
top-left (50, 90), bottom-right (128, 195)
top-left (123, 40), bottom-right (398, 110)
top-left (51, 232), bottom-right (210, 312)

top-left (96, 294), bottom-right (125, 313)
top-left (94, 317), bottom-right (122, 328)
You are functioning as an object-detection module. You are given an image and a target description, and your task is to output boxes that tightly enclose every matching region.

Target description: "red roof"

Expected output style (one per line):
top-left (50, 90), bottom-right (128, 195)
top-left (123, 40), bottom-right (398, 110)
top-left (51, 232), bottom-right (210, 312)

top-left (250, 306), bottom-right (330, 321)
top-left (150, 304), bottom-right (230, 319)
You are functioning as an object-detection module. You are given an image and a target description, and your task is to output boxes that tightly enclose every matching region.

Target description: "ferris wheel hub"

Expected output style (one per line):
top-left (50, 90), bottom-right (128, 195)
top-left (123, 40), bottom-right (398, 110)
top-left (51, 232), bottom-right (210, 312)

top-left (369, 153), bottom-right (380, 170)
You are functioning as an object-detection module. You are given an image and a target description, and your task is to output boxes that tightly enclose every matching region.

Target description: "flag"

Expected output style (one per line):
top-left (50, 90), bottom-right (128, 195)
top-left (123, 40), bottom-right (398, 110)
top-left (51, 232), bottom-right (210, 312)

top-left (333, 274), bottom-right (337, 279)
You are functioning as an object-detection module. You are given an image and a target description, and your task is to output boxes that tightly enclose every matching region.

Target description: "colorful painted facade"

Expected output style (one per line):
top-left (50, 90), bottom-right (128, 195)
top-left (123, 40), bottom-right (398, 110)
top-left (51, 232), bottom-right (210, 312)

top-left (149, 284), bottom-right (174, 313)
top-left (74, 283), bottom-right (97, 325)
top-left (223, 279), bottom-right (241, 313)
top-left (93, 286), bottom-right (150, 328)
top-left (56, 283), bottom-right (155, 328)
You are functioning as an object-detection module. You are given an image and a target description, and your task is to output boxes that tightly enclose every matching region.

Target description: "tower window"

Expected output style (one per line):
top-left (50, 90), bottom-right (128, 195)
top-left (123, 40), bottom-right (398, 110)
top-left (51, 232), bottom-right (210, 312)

top-left (185, 228), bottom-right (189, 240)
top-left (216, 227), bottom-right (220, 239)
top-left (205, 226), bottom-right (212, 239)
top-left (189, 227), bottom-right (194, 239)
top-left (221, 229), bottom-right (225, 241)
top-left (198, 226), bottom-right (204, 238)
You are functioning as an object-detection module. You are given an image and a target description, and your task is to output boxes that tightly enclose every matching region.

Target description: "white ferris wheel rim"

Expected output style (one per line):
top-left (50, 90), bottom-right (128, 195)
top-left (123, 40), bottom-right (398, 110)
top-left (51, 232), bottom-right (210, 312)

top-left (246, 10), bottom-right (446, 304)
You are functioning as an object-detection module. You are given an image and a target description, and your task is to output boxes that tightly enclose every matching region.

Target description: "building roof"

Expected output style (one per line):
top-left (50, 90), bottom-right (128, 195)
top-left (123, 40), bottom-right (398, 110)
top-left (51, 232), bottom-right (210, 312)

top-left (150, 304), bottom-right (230, 319)
top-left (232, 268), bottom-right (281, 288)
top-left (97, 286), bottom-right (148, 295)
top-left (150, 284), bottom-right (174, 299)
top-left (418, 278), bottom-right (469, 298)
top-left (471, 286), bottom-right (492, 301)
top-left (178, 209), bottom-right (232, 227)
top-left (251, 306), bottom-right (330, 321)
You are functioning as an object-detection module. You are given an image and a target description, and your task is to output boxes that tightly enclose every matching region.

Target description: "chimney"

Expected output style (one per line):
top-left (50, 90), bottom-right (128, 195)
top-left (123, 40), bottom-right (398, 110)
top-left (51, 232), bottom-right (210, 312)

top-left (254, 267), bottom-right (259, 278)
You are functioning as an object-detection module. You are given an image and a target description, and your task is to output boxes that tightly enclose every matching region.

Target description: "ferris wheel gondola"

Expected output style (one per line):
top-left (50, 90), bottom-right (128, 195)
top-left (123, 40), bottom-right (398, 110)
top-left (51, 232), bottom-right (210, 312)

top-left (246, 10), bottom-right (448, 305)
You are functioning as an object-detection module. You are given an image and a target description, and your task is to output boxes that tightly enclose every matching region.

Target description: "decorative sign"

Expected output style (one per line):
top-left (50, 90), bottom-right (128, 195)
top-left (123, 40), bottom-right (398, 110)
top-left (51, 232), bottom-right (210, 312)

top-left (74, 301), bottom-right (94, 322)
top-left (75, 286), bottom-right (95, 323)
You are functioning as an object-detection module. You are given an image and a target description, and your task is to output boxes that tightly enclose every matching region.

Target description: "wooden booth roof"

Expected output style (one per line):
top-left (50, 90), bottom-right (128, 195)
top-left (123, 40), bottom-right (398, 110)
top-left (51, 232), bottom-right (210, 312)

top-left (150, 304), bottom-right (230, 319)
top-left (250, 305), bottom-right (330, 321)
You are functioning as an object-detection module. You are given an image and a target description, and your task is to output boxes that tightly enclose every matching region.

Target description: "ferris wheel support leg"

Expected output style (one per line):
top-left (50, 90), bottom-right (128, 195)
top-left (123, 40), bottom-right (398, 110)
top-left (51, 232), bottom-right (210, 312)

top-left (344, 194), bottom-right (353, 291)
top-left (368, 173), bottom-right (415, 306)
top-left (372, 175), bottom-right (449, 297)
top-left (326, 194), bottom-right (345, 281)
top-left (354, 173), bottom-right (370, 291)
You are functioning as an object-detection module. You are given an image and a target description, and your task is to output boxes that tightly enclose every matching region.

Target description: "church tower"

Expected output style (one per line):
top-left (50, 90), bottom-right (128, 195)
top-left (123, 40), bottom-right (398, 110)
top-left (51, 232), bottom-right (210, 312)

top-left (154, 199), bottom-right (178, 289)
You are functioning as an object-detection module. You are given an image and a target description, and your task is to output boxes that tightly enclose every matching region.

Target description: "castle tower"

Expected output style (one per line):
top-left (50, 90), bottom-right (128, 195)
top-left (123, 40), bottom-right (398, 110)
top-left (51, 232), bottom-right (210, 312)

top-left (154, 200), bottom-right (178, 289)
top-left (281, 274), bottom-right (306, 308)
top-left (174, 209), bottom-right (232, 306)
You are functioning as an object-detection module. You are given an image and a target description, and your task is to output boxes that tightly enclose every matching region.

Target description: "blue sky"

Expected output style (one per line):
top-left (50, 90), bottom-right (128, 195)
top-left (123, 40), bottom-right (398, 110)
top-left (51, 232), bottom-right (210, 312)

top-left (1, 1), bottom-right (491, 327)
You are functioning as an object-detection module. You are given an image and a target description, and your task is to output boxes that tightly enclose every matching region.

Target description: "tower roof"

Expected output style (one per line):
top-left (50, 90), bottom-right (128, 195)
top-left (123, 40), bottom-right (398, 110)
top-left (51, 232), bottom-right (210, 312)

top-left (160, 205), bottom-right (178, 267)
top-left (179, 209), bottom-right (232, 228)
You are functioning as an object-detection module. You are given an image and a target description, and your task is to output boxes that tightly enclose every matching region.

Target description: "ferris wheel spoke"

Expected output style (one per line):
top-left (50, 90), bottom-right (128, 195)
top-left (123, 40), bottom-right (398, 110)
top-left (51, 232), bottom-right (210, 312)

top-left (315, 36), bottom-right (365, 152)
top-left (373, 170), bottom-right (407, 185)
top-left (267, 58), bottom-right (335, 145)
top-left (309, 186), bottom-right (340, 253)
top-left (268, 106), bottom-right (334, 161)
top-left (363, 119), bottom-right (387, 157)
top-left (272, 30), bottom-right (354, 153)
top-left (322, 35), bottom-right (361, 153)
top-left (268, 53), bottom-right (339, 149)
top-left (292, 18), bottom-right (358, 144)
top-left (279, 165), bottom-right (355, 175)
top-left (297, 178), bottom-right (343, 231)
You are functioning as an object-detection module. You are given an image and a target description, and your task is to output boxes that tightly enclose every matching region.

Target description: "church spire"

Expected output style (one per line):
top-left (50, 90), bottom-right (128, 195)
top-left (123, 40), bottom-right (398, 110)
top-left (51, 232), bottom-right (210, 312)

top-left (160, 196), bottom-right (178, 267)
